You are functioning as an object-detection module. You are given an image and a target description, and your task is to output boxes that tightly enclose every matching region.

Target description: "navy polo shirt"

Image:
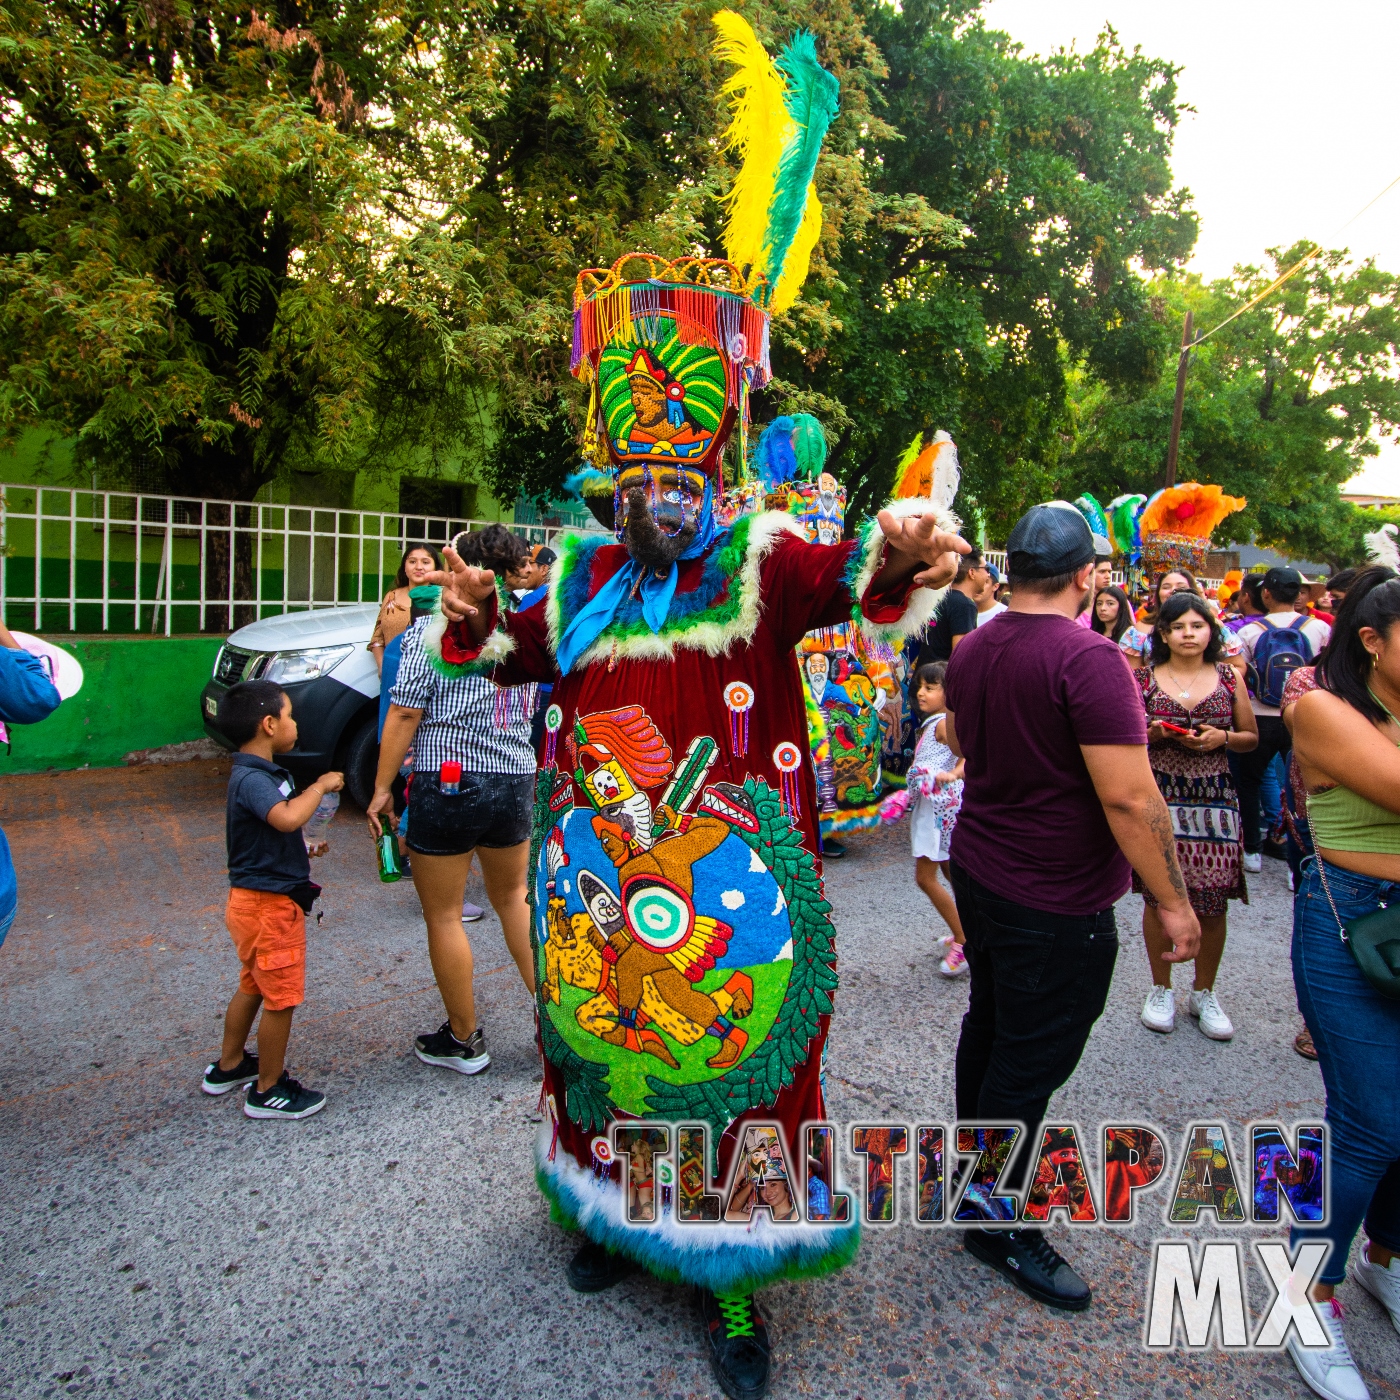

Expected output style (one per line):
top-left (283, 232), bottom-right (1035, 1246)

top-left (226, 753), bottom-right (311, 895)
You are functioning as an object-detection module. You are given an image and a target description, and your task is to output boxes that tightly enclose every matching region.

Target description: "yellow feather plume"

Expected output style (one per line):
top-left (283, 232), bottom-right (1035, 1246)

top-left (712, 10), bottom-right (793, 277)
top-left (770, 183), bottom-right (821, 313)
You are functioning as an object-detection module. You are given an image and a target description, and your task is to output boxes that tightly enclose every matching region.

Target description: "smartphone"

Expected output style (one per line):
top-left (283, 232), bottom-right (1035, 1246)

top-left (1159, 721), bottom-right (1195, 736)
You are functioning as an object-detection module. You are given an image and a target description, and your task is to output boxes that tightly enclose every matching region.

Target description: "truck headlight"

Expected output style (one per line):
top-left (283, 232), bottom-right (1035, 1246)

top-left (259, 644), bottom-right (354, 685)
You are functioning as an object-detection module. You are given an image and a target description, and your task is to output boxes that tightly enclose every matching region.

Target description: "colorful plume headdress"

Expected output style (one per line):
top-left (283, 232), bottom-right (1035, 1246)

top-left (713, 13), bottom-right (840, 313)
top-left (892, 431), bottom-right (960, 512)
top-left (1140, 483), bottom-right (1247, 539)
top-left (1106, 493), bottom-right (1147, 560)
top-left (1139, 482), bottom-right (1247, 577)
top-left (569, 12), bottom-right (838, 490)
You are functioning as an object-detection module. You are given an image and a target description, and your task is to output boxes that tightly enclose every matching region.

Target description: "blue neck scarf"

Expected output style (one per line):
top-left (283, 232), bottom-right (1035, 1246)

top-left (556, 481), bottom-right (717, 674)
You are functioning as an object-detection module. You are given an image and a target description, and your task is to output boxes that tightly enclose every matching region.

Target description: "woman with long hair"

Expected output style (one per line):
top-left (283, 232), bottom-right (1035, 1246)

top-left (1135, 592), bottom-right (1258, 1040)
top-left (1090, 585), bottom-right (1134, 645)
top-left (369, 543), bottom-right (444, 674)
top-left (1120, 569), bottom-right (1247, 677)
top-left (1286, 566), bottom-right (1400, 1400)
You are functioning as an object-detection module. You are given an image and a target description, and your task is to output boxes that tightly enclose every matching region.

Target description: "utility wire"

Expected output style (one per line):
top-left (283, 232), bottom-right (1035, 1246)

top-left (1187, 172), bottom-right (1400, 349)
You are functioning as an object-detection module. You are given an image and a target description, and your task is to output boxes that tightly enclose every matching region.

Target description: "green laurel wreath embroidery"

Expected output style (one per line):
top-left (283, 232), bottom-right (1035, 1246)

top-left (539, 1011), bottom-right (614, 1137)
top-left (641, 776), bottom-right (838, 1157)
top-left (531, 763), bottom-right (615, 1134)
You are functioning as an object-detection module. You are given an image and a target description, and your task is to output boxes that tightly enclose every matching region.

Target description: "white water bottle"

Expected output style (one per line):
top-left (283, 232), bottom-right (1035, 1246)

top-left (303, 791), bottom-right (340, 851)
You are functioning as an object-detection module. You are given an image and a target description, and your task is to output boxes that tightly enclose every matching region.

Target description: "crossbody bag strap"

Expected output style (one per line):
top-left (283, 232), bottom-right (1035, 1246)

top-left (1304, 795), bottom-right (1350, 945)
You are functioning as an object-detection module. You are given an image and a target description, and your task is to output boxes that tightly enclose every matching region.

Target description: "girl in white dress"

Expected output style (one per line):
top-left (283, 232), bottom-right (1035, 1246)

top-left (881, 662), bottom-right (968, 976)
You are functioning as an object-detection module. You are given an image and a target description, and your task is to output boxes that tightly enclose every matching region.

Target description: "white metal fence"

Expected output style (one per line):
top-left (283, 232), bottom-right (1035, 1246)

top-left (0, 484), bottom-right (598, 635)
top-left (982, 548), bottom-right (1223, 595)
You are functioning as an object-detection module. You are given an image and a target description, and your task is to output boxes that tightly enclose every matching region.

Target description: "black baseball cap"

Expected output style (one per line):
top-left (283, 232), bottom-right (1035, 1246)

top-left (1006, 502), bottom-right (1096, 579)
top-left (1261, 566), bottom-right (1303, 593)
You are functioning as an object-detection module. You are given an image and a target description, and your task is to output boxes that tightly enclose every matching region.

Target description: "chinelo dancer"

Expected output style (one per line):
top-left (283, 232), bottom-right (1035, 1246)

top-left (421, 15), bottom-right (966, 1398)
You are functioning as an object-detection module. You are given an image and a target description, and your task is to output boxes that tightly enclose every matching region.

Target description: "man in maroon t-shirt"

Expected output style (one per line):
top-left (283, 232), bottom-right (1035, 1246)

top-left (943, 502), bottom-right (1200, 1313)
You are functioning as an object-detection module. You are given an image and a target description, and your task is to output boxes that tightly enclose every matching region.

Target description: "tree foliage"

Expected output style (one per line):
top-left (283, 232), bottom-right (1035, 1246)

top-left (1066, 247), bottom-right (1400, 566)
top-left (774, 0), bottom-right (1197, 535)
top-left (0, 0), bottom-right (1202, 514)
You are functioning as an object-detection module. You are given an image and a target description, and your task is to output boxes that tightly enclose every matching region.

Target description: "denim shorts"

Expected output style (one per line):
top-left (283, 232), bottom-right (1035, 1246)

top-left (405, 771), bottom-right (534, 857)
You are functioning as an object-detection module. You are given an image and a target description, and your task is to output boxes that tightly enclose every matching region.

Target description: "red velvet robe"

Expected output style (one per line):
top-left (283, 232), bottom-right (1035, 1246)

top-left (428, 509), bottom-right (932, 1291)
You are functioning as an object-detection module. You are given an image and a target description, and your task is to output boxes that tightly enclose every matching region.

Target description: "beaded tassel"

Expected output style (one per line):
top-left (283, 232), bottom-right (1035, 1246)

top-left (773, 740), bottom-right (803, 820)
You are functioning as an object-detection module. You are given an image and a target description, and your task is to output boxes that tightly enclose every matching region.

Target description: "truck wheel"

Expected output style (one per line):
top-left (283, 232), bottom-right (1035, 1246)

top-left (341, 715), bottom-right (380, 811)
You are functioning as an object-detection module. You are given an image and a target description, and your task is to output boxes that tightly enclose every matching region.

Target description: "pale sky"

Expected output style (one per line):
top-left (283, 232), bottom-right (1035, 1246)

top-left (982, 0), bottom-right (1400, 494)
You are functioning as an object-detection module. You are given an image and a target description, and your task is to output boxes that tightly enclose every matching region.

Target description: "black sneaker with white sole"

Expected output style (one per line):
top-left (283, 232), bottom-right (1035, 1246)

top-left (964, 1226), bottom-right (1091, 1311)
top-left (243, 1072), bottom-right (326, 1120)
top-left (414, 1022), bottom-right (490, 1075)
top-left (202, 1052), bottom-right (259, 1095)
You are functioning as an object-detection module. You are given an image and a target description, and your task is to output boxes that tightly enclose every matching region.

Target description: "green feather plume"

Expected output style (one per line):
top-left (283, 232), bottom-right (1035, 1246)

top-left (762, 32), bottom-right (839, 293)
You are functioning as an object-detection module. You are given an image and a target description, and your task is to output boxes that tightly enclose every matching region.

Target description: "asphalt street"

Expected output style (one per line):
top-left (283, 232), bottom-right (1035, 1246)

top-left (0, 760), bottom-right (1394, 1400)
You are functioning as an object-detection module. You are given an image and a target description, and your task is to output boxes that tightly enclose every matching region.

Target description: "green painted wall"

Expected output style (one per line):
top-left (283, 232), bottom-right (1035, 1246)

top-left (0, 636), bottom-right (223, 774)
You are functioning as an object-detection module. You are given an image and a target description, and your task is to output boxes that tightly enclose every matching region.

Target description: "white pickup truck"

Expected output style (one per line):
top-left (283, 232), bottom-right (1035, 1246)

top-left (200, 605), bottom-right (383, 806)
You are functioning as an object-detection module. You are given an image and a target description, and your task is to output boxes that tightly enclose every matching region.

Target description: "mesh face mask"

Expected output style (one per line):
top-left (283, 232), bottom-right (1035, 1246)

top-left (616, 466), bottom-right (709, 540)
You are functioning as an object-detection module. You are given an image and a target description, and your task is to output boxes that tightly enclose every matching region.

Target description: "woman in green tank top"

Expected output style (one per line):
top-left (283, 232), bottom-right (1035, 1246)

top-left (1286, 566), bottom-right (1400, 1400)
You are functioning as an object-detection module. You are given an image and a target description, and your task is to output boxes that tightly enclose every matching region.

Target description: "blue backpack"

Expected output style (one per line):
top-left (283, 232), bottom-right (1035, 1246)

top-left (1250, 616), bottom-right (1314, 707)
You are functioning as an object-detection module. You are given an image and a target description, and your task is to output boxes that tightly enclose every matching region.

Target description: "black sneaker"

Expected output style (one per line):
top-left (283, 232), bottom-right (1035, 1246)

top-left (821, 838), bottom-right (846, 860)
top-left (414, 1022), bottom-right (490, 1075)
top-left (202, 1051), bottom-right (258, 1096)
top-left (565, 1240), bottom-right (638, 1293)
top-left (964, 1226), bottom-right (1091, 1311)
top-left (699, 1288), bottom-right (771, 1400)
top-left (243, 1072), bottom-right (326, 1120)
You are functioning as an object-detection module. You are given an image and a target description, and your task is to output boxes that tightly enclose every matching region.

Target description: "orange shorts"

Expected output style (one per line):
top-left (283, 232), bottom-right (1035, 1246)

top-left (226, 888), bottom-right (306, 1011)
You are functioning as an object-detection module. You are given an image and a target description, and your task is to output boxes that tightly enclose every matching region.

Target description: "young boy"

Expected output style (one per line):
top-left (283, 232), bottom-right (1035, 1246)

top-left (202, 680), bottom-right (343, 1119)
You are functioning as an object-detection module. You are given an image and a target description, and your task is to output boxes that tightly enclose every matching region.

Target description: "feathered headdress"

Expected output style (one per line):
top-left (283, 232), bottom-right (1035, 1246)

top-left (1140, 483), bottom-right (1247, 539)
top-left (713, 12), bottom-right (840, 313)
top-left (1106, 493), bottom-right (1147, 561)
top-left (752, 412), bottom-right (828, 494)
top-left (1139, 482), bottom-right (1246, 576)
top-left (1073, 494), bottom-right (1110, 542)
top-left (892, 431), bottom-right (960, 512)
top-left (1366, 522), bottom-right (1400, 572)
top-left (568, 14), bottom-right (839, 495)
top-left (1216, 569), bottom-right (1244, 605)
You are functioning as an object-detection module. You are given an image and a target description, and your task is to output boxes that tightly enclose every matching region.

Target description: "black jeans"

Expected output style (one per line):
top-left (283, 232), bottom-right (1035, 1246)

top-left (1234, 714), bottom-right (1291, 853)
top-left (950, 860), bottom-right (1119, 1197)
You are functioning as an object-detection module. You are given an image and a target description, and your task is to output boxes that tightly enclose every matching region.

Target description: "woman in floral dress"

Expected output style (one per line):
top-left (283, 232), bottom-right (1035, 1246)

top-left (1135, 592), bottom-right (1258, 1041)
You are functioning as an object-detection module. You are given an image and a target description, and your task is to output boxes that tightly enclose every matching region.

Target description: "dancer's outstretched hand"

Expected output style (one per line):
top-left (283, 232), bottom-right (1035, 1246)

top-left (431, 547), bottom-right (496, 622)
top-left (876, 509), bottom-right (970, 589)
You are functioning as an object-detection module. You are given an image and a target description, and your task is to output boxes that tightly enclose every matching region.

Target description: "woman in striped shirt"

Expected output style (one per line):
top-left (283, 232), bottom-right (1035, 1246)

top-left (368, 527), bottom-right (538, 1077)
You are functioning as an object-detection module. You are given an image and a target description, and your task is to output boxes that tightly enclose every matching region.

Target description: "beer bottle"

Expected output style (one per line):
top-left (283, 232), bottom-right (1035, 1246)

top-left (377, 824), bottom-right (403, 883)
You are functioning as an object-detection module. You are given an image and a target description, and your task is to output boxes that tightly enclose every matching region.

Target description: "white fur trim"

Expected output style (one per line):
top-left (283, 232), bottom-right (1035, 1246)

top-left (545, 513), bottom-right (805, 669)
top-left (856, 497), bottom-right (963, 641)
top-left (421, 600), bottom-right (517, 670)
top-left (535, 1126), bottom-right (858, 1292)
top-left (479, 627), bottom-right (518, 667)
top-left (421, 602), bottom-right (449, 658)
